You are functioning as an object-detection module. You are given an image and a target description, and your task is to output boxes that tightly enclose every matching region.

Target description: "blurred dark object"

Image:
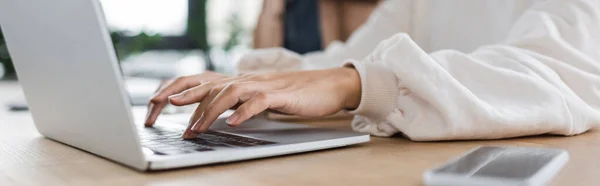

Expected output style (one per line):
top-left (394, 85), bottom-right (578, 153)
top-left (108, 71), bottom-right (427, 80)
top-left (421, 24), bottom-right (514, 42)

top-left (0, 26), bottom-right (16, 79)
top-left (188, 0), bottom-right (208, 50)
top-left (187, 0), bottom-right (213, 71)
top-left (283, 0), bottom-right (323, 54)
top-left (6, 96), bottom-right (28, 111)
top-left (253, 0), bottom-right (379, 51)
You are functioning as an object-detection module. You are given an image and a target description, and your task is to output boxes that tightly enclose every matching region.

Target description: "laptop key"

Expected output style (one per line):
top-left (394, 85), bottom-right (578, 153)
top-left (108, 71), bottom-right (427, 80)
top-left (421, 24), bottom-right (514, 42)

top-left (186, 138), bottom-right (230, 148)
top-left (139, 127), bottom-right (275, 155)
top-left (222, 140), bottom-right (256, 147)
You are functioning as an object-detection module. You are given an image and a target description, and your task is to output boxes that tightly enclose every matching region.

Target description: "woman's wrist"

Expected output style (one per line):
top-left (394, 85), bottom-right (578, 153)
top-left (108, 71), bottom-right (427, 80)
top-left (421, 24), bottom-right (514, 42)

top-left (336, 67), bottom-right (362, 110)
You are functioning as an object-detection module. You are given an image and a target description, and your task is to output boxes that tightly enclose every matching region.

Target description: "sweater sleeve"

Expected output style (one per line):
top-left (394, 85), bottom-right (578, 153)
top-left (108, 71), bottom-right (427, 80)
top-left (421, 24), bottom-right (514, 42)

top-left (347, 0), bottom-right (600, 141)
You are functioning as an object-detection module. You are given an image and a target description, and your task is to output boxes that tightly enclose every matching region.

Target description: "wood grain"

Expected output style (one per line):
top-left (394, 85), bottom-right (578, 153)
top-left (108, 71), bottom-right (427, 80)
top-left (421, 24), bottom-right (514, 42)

top-left (0, 81), bottom-right (598, 186)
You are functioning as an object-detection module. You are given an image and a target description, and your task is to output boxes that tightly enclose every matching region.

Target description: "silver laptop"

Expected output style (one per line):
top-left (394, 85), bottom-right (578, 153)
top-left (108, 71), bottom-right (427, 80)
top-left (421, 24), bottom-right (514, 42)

top-left (0, 0), bottom-right (369, 171)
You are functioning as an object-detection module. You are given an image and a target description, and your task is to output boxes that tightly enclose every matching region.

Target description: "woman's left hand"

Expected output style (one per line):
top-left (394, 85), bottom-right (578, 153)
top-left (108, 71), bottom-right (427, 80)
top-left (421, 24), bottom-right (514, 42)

top-left (168, 67), bottom-right (362, 139)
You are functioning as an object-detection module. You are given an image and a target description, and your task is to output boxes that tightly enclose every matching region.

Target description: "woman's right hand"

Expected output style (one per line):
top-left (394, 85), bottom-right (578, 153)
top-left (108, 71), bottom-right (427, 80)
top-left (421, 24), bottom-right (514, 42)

top-left (144, 71), bottom-right (228, 126)
top-left (145, 47), bottom-right (303, 126)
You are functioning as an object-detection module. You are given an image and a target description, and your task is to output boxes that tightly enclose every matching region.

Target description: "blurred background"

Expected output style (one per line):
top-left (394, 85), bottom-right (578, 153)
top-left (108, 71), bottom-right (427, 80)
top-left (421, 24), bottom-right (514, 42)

top-left (0, 0), bottom-right (379, 110)
top-left (0, 0), bottom-right (263, 80)
top-left (0, 0), bottom-right (379, 81)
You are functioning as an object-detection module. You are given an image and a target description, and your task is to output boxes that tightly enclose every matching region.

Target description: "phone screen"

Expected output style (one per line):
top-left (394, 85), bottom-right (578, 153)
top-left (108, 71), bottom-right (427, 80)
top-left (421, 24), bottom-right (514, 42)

top-left (433, 146), bottom-right (563, 179)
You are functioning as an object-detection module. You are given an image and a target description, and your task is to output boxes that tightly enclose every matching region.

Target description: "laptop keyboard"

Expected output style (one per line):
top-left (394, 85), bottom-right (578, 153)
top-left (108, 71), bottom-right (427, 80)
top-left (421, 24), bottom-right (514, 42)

top-left (138, 126), bottom-right (276, 155)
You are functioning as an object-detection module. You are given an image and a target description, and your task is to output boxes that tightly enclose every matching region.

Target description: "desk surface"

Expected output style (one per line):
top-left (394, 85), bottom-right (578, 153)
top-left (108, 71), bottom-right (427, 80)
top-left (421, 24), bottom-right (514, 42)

top-left (1, 81), bottom-right (599, 186)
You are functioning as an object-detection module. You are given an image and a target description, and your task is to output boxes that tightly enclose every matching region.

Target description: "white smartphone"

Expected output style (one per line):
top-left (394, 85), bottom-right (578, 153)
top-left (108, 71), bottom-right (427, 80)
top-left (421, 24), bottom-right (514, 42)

top-left (424, 146), bottom-right (569, 186)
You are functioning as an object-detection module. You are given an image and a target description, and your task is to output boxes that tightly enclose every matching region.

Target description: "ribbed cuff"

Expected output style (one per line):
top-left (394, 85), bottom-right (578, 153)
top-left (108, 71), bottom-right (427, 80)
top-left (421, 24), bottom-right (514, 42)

top-left (343, 60), bottom-right (398, 122)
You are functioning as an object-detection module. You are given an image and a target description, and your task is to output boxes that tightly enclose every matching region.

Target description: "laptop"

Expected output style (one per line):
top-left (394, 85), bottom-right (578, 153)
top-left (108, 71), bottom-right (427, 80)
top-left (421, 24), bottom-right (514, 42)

top-left (0, 0), bottom-right (369, 171)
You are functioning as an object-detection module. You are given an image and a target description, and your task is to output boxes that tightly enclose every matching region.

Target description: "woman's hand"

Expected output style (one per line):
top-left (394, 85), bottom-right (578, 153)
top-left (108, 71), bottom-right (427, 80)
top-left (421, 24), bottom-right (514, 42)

top-left (166, 67), bottom-right (362, 139)
top-left (144, 71), bottom-right (228, 126)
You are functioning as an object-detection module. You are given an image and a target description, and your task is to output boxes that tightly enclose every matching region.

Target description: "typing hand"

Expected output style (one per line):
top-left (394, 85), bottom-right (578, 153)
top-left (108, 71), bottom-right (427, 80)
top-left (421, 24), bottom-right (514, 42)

top-left (166, 67), bottom-right (362, 139)
top-left (144, 71), bottom-right (228, 127)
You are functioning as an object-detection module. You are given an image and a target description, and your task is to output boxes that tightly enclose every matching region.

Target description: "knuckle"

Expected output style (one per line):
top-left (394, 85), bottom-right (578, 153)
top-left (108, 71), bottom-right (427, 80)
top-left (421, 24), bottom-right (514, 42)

top-left (173, 76), bottom-right (187, 83)
top-left (161, 79), bottom-right (175, 86)
top-left (254, 92), bottom-right (269, 101)
top-left (208, 86), bottom-right (221, 95)
top-left (199, 79), bottom-right (212, 84)
top-left (226, 83), bottom-right (244, 95)
top-left (149, 96), bottom-right (165, 104)
top-left (202, 81), bottom-right (216, 87)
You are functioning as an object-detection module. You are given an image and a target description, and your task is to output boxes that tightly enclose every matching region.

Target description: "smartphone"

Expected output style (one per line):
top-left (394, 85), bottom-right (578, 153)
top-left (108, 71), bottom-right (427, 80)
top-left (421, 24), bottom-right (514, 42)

top-left (424, 146), bottom-right (569, 186)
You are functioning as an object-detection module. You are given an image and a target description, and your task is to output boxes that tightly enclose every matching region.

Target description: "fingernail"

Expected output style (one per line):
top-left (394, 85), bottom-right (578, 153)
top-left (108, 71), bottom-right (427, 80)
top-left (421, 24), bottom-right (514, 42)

top-left (182, 130), bottom-right (195, 139)
top-left (168, 93), bottom-right (184, 101)
top-left (183, 133), bottom-right (196, 139)
top-left (226, 113), bottom-right (239, 125)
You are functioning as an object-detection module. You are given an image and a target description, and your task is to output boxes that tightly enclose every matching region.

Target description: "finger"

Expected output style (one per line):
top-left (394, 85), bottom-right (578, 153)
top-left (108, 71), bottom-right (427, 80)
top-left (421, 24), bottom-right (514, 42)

top-left (183, 77), bottom-right (285, 136)
top-left (145, 76), bottom-right (201, 126)
top-left (182, 84), bottom-right (227, 138)
top-left (146, 74), bottom-right (231, 126)
top-left (193, 83), bottom-right (275, 132)
top-left (181, 84), bottom-right (226, 139)
top-left (192, 85), bottom-right (247, 133)
top-left (168, 82), bottom-right (215, 106)
top-left (180, 77), bottom-right (256, 138)
top-left (226, 92), bottom-right (286, 126)
top-left (144, 80), bottom-right (172, 127)
top-left (181, 103), bottom-right (203, 139)
top-left (168, 76), bottom-right (239, 106)
top-left (169, 73), bottom-right (267, 106)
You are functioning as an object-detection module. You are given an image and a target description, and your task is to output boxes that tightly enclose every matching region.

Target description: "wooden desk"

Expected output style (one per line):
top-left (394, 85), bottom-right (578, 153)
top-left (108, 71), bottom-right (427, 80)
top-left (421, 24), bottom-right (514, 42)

top-left (1, 81), bottom-right (599, 186)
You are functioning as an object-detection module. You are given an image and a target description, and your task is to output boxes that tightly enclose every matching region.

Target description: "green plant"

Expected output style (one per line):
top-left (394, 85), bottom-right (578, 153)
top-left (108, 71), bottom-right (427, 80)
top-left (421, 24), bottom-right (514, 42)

top-left (110, 31), bottom-right (163, 60)
top-left (223, 13), bottom-right (243, 51)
